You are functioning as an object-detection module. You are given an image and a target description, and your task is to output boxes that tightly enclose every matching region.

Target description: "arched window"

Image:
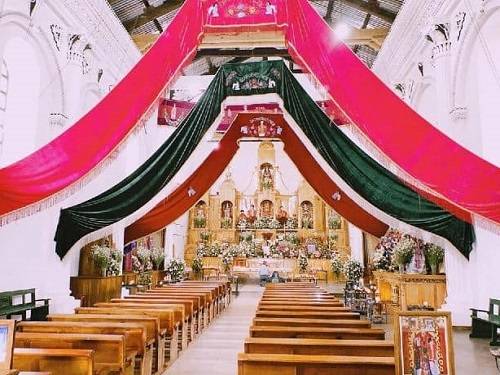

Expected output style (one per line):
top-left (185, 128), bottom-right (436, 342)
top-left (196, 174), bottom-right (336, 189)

top-left (0, 59), bottom-right (8, 156)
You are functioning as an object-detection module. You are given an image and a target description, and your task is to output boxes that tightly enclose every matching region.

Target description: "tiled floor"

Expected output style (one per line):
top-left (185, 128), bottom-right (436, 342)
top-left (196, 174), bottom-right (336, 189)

top-left (165, 283), bottom-right (499, 374)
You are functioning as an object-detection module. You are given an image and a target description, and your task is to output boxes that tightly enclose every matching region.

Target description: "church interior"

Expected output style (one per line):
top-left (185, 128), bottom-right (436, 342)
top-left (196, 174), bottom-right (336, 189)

top-left (0, 0), bottom-right (499, 374)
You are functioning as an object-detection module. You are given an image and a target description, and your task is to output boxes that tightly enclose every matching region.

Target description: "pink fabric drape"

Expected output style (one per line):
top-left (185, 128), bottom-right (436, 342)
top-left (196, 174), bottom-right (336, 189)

top-left (0, 0), bottom-right (204, 218)
top-left (285, 0), bottom-right (500, 223)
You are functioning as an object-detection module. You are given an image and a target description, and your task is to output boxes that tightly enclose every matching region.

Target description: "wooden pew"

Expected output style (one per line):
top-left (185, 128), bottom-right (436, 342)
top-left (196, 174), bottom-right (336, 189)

top-left (110, 299), bottom-right (191, 350)
top-left (47, 314), bottom-right (162, 374)
top-left (244, 338), bottom-right (394, 357)
top-left (135, 292), bottom-right (205, 340)
top-left (178, 281), bottom-right (231, 306)
top-left (252, 318), bottom-right (371, 329)
top-left (153, 287), bottom-right (217, 319)
top-left (257, 305), bottom-right (350, 312)
top-left (143, 291), bottom-right (211, 328)
top-left (13, 348), bottom-right (94, 375)
top-left (17, 321), bottom-right (152, 375)
top-left (255, 310), bottom-right (360, 320)
top-left (75, 307), bottom-right (176, 367)
top-left (249, 326), bottom-right (385, 340)
top-left (238, 353), bottom-right (395, 375)
top-left (15, 332), bottom-right (135, 375)
top-left (259, 301), bottom-right (344, 308)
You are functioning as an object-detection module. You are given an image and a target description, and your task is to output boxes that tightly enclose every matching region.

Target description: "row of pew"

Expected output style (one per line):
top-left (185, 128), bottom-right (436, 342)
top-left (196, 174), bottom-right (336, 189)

top-left (238, 282), bottom-right (396, 375)
top-left (11, 281), bottom-right (231, 375)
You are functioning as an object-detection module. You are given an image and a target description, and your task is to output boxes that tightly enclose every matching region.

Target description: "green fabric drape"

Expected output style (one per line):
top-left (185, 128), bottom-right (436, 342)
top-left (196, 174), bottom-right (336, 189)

top-left (55, 61), bottom-right (474, 258)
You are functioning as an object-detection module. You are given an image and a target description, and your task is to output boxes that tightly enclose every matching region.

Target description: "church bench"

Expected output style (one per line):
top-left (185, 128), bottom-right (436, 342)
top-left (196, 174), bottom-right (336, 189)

top-left (154, 287), bottom-right (219, 318)
top-left (259, 301), bottom-right (344, 308)
top-left (470, 298), bottom-right (500, 345)
top-left (249, 326), bottom-right (385, 340)
top-left (75, 307), bottom-right (176, 367)
top-left (136, 293), bottom-right (204, 335)
top-left (110, 299), bottom-right (192, 350)
top-left (255, 310), bottom-right (360, 320)
top-left (13, 348), bottom-right (94, 375)
top-left (144, 291), bottom-right (211, 327)
top-left (14, 332), bottom-right (136, 375)
top-left (257, 305), bottom-right (350, 312)
top-left (121, 296), bottom-right (198, 342)
top-left (0, 289), bottom-right (50, 321)
top-left (47, 314), bottom-right (163, 373)
top-left (244, 338), bottom-right (394, 357)
top-left (237, 353), bottom-right (395, 375)
top-left (94, 302), bottom-right (185, 353)
top-left (177, 281), bottom-right (231, 307)
top-left (16, 321), bottom-right (152, 375)
top-left (252, 318), bottom-right (371, 329)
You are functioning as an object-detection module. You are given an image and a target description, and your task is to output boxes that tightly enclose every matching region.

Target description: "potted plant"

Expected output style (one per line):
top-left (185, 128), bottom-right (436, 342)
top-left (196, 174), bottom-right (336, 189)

top-left (220, 251), bottom-right (233, 274)
top-left (191, 256), bottom-right (203, 279)
top-left (424, 244), bottom-right (445, 275)
top-left (343, 259), bottom-right (363, 285)
top-left (194, 216), bottom-right (206, 228)
top-left (90, 244), bottom-right (111, 276)
top-left (393, 236), bottom-right (416, 273)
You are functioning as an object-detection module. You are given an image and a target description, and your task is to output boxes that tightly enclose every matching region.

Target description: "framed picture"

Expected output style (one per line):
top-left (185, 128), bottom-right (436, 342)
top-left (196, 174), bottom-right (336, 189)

top-left (394, 311), bottom-right (455, 375)
top-left (0, 319), bottom-right (16, 371)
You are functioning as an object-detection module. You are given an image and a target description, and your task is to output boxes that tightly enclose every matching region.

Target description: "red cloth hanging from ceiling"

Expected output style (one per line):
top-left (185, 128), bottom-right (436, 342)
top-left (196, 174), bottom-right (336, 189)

top-left (124, 113), bottom-right (387, 244)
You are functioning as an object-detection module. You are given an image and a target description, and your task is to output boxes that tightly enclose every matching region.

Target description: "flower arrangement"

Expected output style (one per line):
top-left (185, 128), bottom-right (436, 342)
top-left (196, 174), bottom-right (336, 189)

top-left (165, 258), bottom-right (185, 282)
top-left (330, 252), bottom-right (344, 277)
top-left (343, 259), bottom-right (363, 283)
top-left (239, 231), bottom-right (253, 242)
top-left (151, 247), bottom-right (165, 270)
top-left (191, 256), bottom-right (203, 276)
top-left (393, 235), bottom-right (417, 271)
top-left (328, 233), bottom-right (338, 248)
top-left (131, 254), bottom-right (142, 273)
top-left (285, 217), bottom-right (298, 229)
top-left (136, 246), bottom-right (152, 271)
top-left (137, 271), bottom-right (152, 286)
top-left (269, 218), bottom-right (282, 229)
top-left (261, 179), bottom-right (273, 190)
top-left (301, 216), bottom-right (313, 229)
top-left (221, 217), bottom-right (232, 229)
top-left (255, 216), bottom-right (272, 229)
top-left (372, 248), bottom-right (393, 271)
top-left (194, 217), bottom-right (206, 228)
top-left (298, 253), bottom-right (309, 273)
top-left (424, 244), bottom-right (444, 274)
top-left (108, 248), bottom-right (122, 276)
top-left (328, 214), bottom-right (341, 229)
top-left (91, 244), bottom-right (112, 276)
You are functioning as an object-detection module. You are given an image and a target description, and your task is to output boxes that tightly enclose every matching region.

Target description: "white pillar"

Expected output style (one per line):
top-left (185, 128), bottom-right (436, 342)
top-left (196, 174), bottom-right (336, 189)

top-left (348, 224), bottom-right (364, 264)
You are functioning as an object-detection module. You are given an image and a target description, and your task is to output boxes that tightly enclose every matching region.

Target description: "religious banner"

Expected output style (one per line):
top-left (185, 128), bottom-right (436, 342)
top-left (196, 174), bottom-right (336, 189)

top-left (157, 99), bottom-right (196, 126)
top-left (395, 311), bottom-right (455, 375)
top-left (56, 61), bottom-right (474, 259)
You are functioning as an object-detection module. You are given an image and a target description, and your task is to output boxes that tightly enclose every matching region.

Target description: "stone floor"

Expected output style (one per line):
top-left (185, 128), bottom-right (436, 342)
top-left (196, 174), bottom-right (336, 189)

top-left (165, 283), bottom-right (499, 374)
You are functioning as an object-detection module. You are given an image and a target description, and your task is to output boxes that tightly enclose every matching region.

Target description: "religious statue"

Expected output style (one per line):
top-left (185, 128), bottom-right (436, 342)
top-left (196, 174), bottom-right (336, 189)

top-left (207, 1), bottom-right (219, 17)
top-left (261, 200), bottom-right (273, 217)
top-left (265, 1), bottom-right (277, 15)
top-left (238, 210), bottom-right (247, 225)
top-left (221, 201), bottom-right (233, 228)
top-left (194, 202), bottom-right (206, 228)
top-left (276, 205), bottom-right (288, 225)
top-left (247, 204), bottom-right (257, 224)
top-left (408, 243), bottom-right (426, 274)
top-left (260, 164), bottom-right (273, 190)
top-left (301, 201), bottom-right (313, 229)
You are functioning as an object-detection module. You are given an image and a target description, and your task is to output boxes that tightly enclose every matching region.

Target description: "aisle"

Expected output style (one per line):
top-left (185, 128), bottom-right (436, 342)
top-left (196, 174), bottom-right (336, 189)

top-left (164, 284), bottom-right (263, 375)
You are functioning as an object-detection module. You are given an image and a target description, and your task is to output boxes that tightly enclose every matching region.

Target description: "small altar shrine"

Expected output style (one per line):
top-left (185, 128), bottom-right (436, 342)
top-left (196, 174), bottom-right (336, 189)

top-left (372, 271), bottom-right (447, 315)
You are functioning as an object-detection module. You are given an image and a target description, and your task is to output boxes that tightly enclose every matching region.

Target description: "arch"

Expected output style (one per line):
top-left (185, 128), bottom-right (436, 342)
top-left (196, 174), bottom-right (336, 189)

top-left (452, 4), bottom-right (500, 163)
top-left (0, 14), bottom-right (64, 164)
top-left (193, 200), bottom-right (207, 228)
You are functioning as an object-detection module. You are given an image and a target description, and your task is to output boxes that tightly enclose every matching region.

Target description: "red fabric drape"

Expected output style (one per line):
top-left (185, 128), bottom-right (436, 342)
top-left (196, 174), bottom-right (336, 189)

top-left (124, 113), bottom-right (388, 243)
top-left (0, 0), bottom-right (204, 217)
top-left (285, 0), bottom-right (500, 223)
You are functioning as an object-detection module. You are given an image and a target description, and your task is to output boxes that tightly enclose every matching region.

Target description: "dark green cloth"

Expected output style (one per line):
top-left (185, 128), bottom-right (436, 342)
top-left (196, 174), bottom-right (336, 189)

top-left (55, 61), bottom-right (474, 258)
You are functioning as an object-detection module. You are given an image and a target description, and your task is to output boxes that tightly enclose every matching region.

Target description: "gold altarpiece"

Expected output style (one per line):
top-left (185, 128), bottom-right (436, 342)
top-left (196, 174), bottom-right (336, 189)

top-left (184, 142), bottom-right (350, 264)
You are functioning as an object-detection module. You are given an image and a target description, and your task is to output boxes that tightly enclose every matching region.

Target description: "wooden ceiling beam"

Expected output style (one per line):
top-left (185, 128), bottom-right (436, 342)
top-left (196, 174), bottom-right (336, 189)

top-left (123, 0), bottom-right (184, 31)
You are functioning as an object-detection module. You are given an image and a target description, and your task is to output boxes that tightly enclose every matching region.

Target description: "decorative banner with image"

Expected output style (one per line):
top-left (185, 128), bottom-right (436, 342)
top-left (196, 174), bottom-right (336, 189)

top-left (395, 311), bottom-right (455, 375)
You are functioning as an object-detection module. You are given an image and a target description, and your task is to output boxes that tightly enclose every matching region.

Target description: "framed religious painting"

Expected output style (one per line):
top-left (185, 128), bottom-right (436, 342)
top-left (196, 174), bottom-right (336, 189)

top-left (0, 320), bottom-right (16, 372)
top-left (394, 311), bottom-right (455, 375)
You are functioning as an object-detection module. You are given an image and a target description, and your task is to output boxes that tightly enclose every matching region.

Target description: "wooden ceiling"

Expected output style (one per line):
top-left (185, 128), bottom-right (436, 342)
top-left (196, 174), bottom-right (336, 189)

top-left (109, 0), bottom-right (403, 73)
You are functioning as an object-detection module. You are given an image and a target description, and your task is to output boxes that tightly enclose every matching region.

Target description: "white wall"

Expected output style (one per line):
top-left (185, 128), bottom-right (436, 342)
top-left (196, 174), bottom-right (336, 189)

top-left (373, 0), bottom-right (500, 325)
top-left (0, 0), bottom-right (171, 311)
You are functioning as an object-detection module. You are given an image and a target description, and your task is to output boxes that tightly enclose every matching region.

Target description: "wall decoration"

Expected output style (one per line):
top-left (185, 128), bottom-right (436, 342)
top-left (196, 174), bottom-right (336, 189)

top-left (395, 311), bottom-right (455, 375)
